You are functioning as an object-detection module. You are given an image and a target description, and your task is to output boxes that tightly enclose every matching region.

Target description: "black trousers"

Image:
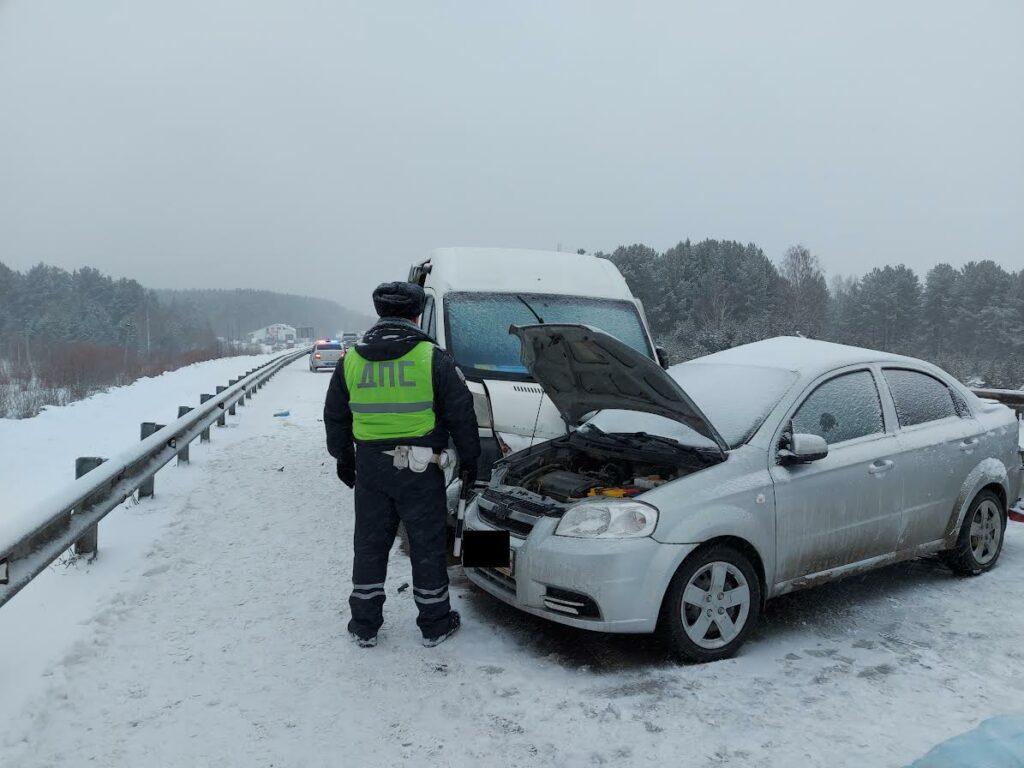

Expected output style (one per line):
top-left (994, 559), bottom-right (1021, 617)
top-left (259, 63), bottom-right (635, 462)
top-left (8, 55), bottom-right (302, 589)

top-left (348, 447), bottom-right (451, 639)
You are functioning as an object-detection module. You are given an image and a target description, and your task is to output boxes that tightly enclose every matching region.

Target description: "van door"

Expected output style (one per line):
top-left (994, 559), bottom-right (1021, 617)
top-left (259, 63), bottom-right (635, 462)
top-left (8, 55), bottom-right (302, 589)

top-left (770, 369), bottom-right (902, 584)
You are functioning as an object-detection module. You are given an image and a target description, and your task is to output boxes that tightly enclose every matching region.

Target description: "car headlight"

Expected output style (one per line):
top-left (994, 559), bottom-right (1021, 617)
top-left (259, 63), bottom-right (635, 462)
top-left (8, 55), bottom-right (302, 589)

top-left (554, 500), bottom-right (659, 539)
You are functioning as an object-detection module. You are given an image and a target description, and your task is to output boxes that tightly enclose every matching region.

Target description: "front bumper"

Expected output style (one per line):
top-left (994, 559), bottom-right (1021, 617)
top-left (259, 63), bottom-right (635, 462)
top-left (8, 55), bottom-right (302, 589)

top-left (463, 498), bottom-right (695, 633)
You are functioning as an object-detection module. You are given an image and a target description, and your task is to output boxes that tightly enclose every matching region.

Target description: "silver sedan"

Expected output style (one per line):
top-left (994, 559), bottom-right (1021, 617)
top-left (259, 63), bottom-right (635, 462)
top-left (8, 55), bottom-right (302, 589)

top-left (464, 326), bottom-right (1022, 662)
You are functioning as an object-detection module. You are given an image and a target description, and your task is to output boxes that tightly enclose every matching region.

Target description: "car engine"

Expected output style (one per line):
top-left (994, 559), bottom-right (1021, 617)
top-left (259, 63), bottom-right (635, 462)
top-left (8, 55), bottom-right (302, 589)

top-left (498, 430), bottom-right (718, 504)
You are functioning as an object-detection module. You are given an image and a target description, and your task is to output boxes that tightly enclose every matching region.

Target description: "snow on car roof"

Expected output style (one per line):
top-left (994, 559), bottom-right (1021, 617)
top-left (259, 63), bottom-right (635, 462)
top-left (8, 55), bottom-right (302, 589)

top-left (420, 247), bottom-right (634, 300)
top-left (693, 336), bottom-right (916, 378)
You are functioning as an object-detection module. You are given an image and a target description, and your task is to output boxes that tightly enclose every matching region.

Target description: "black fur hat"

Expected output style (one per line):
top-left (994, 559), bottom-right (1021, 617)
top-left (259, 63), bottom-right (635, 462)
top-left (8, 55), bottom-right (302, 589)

top-left (372, 281), bottom-right (426, 319)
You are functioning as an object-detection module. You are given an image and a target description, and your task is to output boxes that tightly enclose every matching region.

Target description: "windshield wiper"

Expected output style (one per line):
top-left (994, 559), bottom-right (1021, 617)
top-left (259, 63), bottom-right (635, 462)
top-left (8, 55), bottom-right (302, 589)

top-left (516, 295), bottom-right (545, 324)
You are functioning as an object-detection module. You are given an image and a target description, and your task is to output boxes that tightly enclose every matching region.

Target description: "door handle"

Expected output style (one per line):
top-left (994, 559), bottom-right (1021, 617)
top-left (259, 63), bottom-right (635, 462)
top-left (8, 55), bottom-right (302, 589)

top-left (868, 459), bottom-right (894, 475)
top-left (959, 438), bottom-right (979, 452)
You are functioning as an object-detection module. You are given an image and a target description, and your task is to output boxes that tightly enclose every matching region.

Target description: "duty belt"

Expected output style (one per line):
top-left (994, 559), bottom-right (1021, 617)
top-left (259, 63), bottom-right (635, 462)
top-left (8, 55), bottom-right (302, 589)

top-left (383, 445), bottom-right (456, 474)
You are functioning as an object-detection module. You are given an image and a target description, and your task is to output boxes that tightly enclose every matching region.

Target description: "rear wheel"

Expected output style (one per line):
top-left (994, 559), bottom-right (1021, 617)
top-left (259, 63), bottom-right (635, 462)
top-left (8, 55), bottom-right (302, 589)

top-left (659, 544), bottom-right (761, 663)
top-left (944, 490), bottom-right (1006, 576)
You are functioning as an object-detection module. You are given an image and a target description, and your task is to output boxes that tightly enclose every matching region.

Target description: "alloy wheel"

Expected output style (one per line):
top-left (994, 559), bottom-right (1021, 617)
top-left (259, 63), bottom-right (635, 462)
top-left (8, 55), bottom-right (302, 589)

top-left (970, 499), bottom-right (1002, 565)
top-left (680, 561), bottom-right (751, 650)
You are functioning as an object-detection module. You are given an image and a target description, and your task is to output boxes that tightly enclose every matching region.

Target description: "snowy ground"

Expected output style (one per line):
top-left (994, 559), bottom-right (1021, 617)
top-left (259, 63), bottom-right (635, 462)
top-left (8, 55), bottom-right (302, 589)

top-left (2, 358), bottom-right (1024, 767)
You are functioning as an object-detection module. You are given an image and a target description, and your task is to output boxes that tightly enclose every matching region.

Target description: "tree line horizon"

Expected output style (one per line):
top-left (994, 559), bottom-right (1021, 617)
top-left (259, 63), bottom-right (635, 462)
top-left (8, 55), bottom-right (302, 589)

top-left (593, 240), bottom-right (1023, 389)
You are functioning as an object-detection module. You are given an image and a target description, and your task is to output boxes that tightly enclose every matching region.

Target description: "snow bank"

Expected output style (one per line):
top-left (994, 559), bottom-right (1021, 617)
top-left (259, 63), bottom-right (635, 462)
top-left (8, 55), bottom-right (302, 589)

top-left (0, 352), bottom-right (279, 514)
top-left (0, 355), bottom-right (308, 738)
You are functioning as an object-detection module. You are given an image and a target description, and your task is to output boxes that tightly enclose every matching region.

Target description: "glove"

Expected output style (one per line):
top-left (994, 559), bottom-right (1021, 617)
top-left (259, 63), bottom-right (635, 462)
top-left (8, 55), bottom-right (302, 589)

top-left (336, 462), bottom-right (355, 489)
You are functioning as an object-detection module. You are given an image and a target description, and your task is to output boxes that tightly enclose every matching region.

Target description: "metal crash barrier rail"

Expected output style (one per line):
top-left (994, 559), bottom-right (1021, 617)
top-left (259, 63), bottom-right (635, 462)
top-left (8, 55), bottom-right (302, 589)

top-left (0, 347), bottom-right (311, 609)
top-left (971, 388), bottom-right (1024, 419)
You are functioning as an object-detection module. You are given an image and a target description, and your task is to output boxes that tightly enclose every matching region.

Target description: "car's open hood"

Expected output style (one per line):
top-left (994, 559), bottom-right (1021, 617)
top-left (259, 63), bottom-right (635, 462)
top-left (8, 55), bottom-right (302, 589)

top-left (510, 324), bottom-right (729, 454)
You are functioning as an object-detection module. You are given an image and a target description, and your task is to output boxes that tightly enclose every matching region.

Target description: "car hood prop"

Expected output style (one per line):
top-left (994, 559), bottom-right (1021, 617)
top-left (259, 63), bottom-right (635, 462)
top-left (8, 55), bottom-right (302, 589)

top-left (509, 324), bottom-right (729, 456)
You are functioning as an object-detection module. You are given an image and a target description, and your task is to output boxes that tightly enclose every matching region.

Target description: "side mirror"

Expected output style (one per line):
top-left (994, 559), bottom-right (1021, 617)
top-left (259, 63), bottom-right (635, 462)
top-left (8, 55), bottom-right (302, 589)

top-left (779, 432), bottom-right (829, 464)
top-left (655, 346), bottom-right (670, 369)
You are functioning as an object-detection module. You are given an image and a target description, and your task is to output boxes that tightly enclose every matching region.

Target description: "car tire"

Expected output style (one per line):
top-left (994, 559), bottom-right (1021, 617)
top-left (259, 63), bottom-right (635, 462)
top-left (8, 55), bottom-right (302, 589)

top-left (659, 543), bottom-right (762, 664)
top-left (943, 489), bottom-right (1006, 576)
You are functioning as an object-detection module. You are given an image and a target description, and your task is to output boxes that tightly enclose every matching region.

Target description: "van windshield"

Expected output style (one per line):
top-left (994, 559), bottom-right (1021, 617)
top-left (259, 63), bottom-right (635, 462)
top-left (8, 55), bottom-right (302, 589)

top-left (445, 292), bottom-right (652, 380)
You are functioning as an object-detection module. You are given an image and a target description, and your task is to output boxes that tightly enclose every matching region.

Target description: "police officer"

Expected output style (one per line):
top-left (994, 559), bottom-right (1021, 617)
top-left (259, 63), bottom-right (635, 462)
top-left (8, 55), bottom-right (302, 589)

top-left (324, 281), bottom-right (480, 648)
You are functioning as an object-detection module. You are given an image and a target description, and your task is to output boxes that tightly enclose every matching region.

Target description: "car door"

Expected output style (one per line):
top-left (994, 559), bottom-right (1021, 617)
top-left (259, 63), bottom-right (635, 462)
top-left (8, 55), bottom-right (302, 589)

top-left (879, 367), bottom-right (982, 548)
top-left (770, 368), bottom-right (903, 584)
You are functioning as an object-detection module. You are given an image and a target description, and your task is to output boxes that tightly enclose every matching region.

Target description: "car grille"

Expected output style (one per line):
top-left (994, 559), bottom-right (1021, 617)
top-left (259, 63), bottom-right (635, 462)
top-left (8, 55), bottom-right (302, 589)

top-left (477, 489), bottom-right (549, 537)
top-left (481, 488), bottom-right (553, 515)
top-left (475, 566), bottom-right (516, 593)
top-left (478, 505), bottom-right (535, 537)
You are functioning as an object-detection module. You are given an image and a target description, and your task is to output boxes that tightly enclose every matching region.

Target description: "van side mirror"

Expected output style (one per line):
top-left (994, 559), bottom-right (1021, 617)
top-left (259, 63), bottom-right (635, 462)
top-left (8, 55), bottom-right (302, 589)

top-left (778, 432), bottom-right (829, 464)
top-left (655, 346), bottom-right (669, 369)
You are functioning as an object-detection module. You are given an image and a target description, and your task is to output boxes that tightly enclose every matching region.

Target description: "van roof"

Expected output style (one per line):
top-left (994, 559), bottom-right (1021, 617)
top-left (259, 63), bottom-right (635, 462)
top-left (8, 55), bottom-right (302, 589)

top-left (417, 247), bottom-right (635, 300)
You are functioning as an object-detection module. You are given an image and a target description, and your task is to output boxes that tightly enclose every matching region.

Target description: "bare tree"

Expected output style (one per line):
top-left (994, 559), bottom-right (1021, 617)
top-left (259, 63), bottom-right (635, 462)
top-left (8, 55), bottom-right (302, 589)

top-left (780, 245), bottom-right (828, 337)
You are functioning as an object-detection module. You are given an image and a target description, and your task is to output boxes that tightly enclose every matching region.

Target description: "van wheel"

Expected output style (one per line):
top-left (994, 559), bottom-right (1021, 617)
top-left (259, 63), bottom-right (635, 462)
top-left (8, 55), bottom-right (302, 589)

top-left (944, 490), bottom-right (1006, 576)
top-left (659, 544), bottom-right (761, 663)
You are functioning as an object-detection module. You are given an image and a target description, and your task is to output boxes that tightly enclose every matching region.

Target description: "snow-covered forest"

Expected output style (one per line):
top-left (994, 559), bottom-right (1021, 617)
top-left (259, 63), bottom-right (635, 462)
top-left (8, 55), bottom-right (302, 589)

top-left (0, 261), bottom-right (363, 417)
top-left (600, 240), bottom-right (1024, 388)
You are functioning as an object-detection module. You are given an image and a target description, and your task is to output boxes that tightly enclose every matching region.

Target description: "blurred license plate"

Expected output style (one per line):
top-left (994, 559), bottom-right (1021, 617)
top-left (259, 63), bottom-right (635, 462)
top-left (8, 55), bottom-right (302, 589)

top-left (461, 530), bottom-right (511, 569)
top-left (495, 549), bottom-right (515, 577)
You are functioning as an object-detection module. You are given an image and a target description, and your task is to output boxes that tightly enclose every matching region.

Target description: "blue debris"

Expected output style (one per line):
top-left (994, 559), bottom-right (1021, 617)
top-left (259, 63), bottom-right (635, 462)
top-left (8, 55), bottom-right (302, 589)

top-left (273, 410), bottom-right (290, 418)
top-left (909, 716), bottom-right (1024, 767)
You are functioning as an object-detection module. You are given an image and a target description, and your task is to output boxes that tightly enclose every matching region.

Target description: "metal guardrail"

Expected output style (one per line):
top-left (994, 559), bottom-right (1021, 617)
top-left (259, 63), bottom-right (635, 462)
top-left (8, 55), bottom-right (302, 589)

top-left (0, 347), bottom-right (311, 609)
top-left (971, 388), bottom-right (1024, 418)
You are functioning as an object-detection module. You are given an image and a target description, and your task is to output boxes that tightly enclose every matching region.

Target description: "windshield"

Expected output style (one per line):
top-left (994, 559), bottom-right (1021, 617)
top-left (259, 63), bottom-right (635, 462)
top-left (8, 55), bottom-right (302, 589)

top-left (587, 363), bottom-right (798, 448)
top-left (444, 292), bottom-right (652, 380)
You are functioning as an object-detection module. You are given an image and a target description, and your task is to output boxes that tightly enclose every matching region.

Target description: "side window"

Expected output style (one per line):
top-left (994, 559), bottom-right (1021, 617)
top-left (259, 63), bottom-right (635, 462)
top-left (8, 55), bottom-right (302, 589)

top-left (421, 296), bottom-right (436, 339)
top-left (883, 369), bottom-right (958, 427)
top-left (792, 371), bottom-right (885, 445)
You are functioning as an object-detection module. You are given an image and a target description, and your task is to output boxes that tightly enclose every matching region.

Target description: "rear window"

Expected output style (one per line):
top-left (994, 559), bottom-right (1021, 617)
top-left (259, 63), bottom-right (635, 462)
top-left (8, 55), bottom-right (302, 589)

top-left (883, 369), bottom-right (958, 427)
top-left (316, 342), bottom-right (343, 351)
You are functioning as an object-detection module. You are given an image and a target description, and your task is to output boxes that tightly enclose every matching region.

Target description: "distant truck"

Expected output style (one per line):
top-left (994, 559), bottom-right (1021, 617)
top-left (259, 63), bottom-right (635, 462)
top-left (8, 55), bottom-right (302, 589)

top-left (407, 247), bottom-right (664, 476)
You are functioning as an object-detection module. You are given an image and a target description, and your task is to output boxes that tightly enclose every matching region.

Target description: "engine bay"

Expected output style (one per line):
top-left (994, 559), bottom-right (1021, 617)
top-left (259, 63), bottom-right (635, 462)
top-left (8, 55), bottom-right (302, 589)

top-left (497, 429), bottom-right (720, 504)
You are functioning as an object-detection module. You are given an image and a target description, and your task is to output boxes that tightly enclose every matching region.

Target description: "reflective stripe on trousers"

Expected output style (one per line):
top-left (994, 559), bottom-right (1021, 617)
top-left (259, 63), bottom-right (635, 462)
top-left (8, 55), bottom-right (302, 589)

top-left (352, 582), bottom-right (386, 600)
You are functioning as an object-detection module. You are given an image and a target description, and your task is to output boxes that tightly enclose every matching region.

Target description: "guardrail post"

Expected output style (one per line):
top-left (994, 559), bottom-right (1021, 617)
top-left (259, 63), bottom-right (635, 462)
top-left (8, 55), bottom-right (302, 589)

top-left (200, 394), bottom-right (213, 440)
top-left (216, 386), bottom-right (227, 425)
top-left (74, 457), bottom-right (105, 555)
top-left (228, 380), bottom-right (237, 415)
top-left (177, 406), bottom-right (193, 464)
top-left (138, 422), bottom-right (164, 498)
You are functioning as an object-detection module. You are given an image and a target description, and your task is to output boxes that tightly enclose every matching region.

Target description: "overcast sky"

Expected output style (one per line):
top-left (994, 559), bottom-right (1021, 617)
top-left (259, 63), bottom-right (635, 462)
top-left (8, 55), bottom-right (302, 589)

top-left (1, 1), bottom-right (1021, 314)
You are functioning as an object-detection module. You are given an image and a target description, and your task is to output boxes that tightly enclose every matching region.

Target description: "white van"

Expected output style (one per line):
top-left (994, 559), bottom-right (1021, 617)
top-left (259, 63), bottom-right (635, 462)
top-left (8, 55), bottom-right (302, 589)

top-left (408, 247), bottom-right (665, 474)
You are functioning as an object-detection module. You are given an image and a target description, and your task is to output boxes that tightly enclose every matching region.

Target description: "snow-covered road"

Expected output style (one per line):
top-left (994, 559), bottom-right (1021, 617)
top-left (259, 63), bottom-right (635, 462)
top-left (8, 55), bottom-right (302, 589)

top-left (3, 358), bottom-right (1024, 767)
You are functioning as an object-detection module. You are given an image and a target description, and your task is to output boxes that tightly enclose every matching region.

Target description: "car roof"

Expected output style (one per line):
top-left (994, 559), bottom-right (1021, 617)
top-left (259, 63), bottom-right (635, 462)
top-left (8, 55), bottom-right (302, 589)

top-left (690, 336), bottom-right (929, 381)
top-left (417, 247), bottom-right (635, 300)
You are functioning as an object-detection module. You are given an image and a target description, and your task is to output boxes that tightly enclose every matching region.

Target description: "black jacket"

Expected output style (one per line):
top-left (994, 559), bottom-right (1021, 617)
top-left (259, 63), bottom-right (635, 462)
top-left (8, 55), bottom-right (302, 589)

top-left (324, 318), bottom-right (481, 469)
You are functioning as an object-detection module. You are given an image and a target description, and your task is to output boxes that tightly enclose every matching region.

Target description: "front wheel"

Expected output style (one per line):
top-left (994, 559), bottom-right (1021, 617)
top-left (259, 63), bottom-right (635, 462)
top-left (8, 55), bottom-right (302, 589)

top-left (659, 544), bottom-right (762, 663)
top-left (944, 490), bottom-right (1006, 576)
